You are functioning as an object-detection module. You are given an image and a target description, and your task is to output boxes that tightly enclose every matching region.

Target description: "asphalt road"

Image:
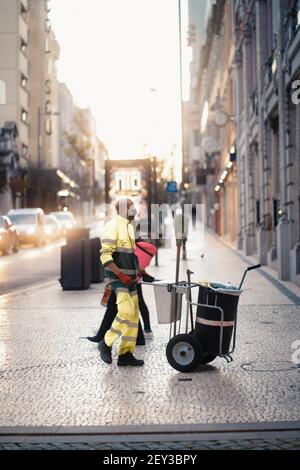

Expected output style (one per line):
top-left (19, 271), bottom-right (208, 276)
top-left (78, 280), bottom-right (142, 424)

top-left (0, 222), bottom-right (103, 296)
top-left (0, 241), bottom-right (62, 295)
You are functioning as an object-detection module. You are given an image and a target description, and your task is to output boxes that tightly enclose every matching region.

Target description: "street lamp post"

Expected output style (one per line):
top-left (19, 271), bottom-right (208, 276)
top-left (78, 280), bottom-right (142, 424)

top-left (152, 156), bottom-right (159, 267)
top-left (178, 0), bottom-right (184, 190)
top-left (178, 0), bottom-right (188, 262)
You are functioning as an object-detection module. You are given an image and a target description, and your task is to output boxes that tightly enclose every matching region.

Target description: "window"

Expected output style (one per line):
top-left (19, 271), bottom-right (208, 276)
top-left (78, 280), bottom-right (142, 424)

top-left (44, 0), bottom-right (51, 13)
top-left (273, 198), bottom-right (279, 227)
top-left (21, 144), bottom-right (28, 158)
top-left (20, 38), bottom-right (27, 55)
top-left (271, 55), bottom-right (277, 75)
top-left (20, 2), bottom-right (28, 21)
top-left (256, 200), bottom-right (261, 226)
top-left (20, 74), bottom-right (28, 90)
top-left (298, 196), bottom-right (300, 241)
top-left (0, 80), bottom-right (6, 105)
top-left (21, 108), bottom-right (28, 124)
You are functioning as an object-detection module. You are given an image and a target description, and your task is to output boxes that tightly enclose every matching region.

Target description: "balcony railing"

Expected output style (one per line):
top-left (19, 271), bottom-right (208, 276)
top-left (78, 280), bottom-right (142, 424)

top-left (284, 0), bottom-right (300, 45)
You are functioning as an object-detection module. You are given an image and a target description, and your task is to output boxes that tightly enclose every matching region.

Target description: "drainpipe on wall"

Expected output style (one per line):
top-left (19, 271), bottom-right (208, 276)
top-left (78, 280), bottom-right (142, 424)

top-left (255, 0), bottom-right (268, 265)
top-left (277, 0), bottom-right (291, 280)
top-left (242, 31), bottom-right (255, 256)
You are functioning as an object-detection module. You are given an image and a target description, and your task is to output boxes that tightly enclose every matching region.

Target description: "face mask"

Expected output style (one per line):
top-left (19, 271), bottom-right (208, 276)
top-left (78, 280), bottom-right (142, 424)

top-left (128, 206), bottom-right (137, 220)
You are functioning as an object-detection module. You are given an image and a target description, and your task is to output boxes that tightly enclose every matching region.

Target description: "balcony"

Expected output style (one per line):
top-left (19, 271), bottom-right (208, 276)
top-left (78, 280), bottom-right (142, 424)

top-left (285, 1), bottom-right (300, 81)
top-left (284, 0), bottom-right (300, 45)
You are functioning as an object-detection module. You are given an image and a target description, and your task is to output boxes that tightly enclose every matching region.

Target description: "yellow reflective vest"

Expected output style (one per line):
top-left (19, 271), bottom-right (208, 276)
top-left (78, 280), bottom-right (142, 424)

top-left (100, 215), bottom-right (138, 281)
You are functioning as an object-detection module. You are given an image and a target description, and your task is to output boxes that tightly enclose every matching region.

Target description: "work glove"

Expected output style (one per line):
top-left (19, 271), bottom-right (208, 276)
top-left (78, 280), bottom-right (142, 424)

top-left (118, 271), bottom-right (133, 286)
top-left (142, 273), bottom-right (155, 283)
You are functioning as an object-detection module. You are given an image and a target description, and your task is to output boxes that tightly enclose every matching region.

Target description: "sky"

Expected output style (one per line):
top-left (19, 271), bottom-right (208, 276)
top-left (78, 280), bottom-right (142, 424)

top-left (50, 0), bottom-right (190, 181)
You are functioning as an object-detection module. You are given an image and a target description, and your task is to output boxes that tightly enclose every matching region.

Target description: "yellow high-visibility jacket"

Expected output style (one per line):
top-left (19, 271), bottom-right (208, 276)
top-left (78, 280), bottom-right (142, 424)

top-left (100, 215), bottom-right (138, 281)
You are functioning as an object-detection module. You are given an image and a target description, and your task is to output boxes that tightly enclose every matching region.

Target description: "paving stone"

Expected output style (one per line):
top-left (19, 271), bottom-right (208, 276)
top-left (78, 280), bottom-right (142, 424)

top-left (0, 232), bottom-right (299, 430)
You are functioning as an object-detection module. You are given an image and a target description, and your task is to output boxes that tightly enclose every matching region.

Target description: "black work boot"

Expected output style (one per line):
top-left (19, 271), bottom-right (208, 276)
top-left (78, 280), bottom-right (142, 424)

top-left (87, 335), bottom-right (103, 343)
top-left (98, 340), bottom-right (112, 364)
top-left (117, 352), bottom-right (144, 367)
top-left (136, 337), bottom-right (145, 346)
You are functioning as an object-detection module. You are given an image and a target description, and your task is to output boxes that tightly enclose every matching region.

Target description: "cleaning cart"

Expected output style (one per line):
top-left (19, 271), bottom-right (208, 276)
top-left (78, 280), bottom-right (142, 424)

top-left (148, 264), bottom-right (261, 373)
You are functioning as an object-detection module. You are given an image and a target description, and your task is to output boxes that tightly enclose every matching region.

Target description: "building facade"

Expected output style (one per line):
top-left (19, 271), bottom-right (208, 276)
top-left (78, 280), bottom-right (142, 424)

top-left (187, 0), bottom-right (300, 285)
top-left (28, 0), bottom-right (60, 171)
top-left (183, 0), bottom-right (217, 205)
top-left (58, 90), bottom-right (106, 217)
top-left (0, 0), bottom-right (29, 211)
top-left (233, 0), bottom-right (300, 284)
top-left (0, 0), bottom-right (105, 216)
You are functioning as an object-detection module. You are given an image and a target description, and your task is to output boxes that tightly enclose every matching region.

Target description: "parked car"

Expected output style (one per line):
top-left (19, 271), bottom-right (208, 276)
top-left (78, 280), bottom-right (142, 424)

top-left (0, 215), bottom-right (19, 255)
top-left (44, 214), bottom-right (63, 242)
top-left (49, 211), bottom-right (77, 234)
top-left (7, 208), bottom-right (47, 247)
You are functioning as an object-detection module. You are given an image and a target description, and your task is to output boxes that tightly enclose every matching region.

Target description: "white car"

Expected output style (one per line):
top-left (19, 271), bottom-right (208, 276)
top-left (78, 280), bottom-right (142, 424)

top-left (49, 211), bottom-right (77, 234)
top-left (44, 215), bottom-right (63, 241)
top-left (7, 208), bottom-right (47, 247)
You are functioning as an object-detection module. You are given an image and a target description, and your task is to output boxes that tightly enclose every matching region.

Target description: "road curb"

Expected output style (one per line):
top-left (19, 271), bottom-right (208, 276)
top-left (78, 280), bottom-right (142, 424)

top-left (0, 421), bottom-right (299, 442)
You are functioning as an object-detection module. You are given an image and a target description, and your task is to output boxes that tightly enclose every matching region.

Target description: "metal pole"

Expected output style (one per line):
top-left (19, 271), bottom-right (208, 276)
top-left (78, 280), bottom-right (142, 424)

top-left (153, 156), bottom-right (159, 267)
top-left (186, 269), bottom-right (194, 332)
top-left (37, 106), bottom-right (41, 169)
top-left (178, 0), bottom-right (184, 189)
top-left (173, 239), bottom-right (182, 337)
top-left (37, 106), bottom-right (42, 208)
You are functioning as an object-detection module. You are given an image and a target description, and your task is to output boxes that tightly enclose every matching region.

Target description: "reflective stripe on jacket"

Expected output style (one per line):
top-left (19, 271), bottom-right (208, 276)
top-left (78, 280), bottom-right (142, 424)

top-left (100, 215), bottom-right (138, 281)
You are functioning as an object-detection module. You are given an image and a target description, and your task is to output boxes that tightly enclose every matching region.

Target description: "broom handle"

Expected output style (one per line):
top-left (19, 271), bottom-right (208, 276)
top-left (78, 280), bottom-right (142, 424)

top-left (173, 240), bottom-right (182, 336)
top-left (175, 242), bottom-right (181, 284)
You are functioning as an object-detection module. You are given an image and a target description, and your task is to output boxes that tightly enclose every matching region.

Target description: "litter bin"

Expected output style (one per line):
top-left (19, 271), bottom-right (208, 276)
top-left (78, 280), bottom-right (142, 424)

top-left (195, 283), bottom-right (242, 355)
top-left (90, 237), bottom-right (105, 283)
top-left (60, 239), bottom-right (91, 290)
top-left (66, 227), bottom-right (90, 244)
top-left (152, 282), bottom-right (183, 324)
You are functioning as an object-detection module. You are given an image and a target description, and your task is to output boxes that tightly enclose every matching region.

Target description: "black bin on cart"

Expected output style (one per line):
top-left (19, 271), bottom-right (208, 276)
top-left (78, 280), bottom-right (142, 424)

top-left (195, 284), bottom-right (241, 355)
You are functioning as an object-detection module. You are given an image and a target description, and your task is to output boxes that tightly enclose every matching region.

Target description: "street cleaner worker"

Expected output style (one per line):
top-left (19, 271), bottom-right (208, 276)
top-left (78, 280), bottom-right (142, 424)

top-left (98, 198), bottom-right (144, 367)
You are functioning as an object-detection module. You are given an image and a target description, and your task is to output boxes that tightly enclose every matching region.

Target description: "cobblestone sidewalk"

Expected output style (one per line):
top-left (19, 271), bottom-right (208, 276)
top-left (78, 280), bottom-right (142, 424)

top-left (0, 231), bottom-right (299, 427)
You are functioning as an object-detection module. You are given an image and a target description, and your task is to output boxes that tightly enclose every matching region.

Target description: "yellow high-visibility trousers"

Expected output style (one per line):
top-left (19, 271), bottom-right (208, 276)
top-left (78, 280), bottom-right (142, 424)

top-left (104, 286), bottom-right (139, 355)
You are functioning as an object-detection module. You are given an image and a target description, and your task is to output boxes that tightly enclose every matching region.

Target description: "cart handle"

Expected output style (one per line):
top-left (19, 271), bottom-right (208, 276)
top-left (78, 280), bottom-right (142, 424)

top-left (247, 264), bottom-right (261, 271)
top-left (167, 282), bottom-right (199, 293)
top-left (239, 264), bottom-right (261, 289)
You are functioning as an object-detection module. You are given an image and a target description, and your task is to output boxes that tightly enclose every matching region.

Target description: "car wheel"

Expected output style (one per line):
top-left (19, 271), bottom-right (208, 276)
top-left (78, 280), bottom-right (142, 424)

top-left (166, 334), bottom-right (203, 373)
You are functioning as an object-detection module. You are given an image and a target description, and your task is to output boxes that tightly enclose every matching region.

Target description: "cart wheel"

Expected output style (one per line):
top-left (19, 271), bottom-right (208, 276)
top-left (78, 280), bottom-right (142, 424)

top-left (199, 353), bottom-right (217, 365)
top-left (166, 334), bottom-right (203, 373)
